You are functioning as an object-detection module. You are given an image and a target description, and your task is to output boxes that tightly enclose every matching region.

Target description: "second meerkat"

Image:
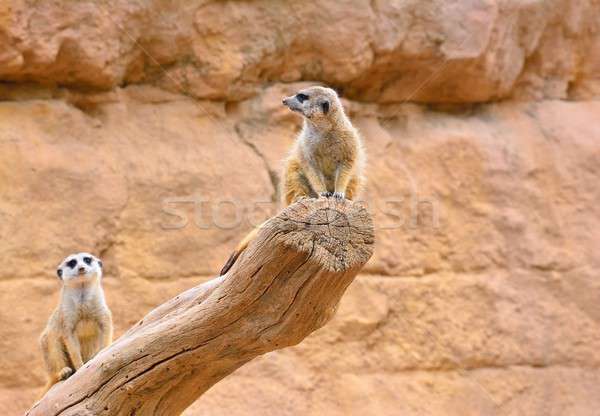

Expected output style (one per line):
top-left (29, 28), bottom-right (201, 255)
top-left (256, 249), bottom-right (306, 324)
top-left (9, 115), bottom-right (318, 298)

top-left (220, 86), bottom-right (366, 275)
top-left (39, 252), bottom-right (112, 393)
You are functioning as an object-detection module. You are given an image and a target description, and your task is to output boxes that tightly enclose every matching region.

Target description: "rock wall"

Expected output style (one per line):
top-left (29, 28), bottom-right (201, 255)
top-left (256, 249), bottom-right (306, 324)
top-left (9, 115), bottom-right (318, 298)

top-left (1, 1), bottom-right (600, 415)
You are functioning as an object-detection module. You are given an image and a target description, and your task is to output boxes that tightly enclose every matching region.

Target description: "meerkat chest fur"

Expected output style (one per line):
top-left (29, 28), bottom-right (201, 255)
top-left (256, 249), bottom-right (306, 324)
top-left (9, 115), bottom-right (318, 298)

top-left (299, 123), bottom-right (358, 186)
top-left (60, 283), bottom-right (107, 333)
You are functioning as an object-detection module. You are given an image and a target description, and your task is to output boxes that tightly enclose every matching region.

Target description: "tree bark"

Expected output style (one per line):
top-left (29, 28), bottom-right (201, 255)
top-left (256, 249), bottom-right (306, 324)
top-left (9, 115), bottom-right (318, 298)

top-left (27, 197), bottom-right (374, 416)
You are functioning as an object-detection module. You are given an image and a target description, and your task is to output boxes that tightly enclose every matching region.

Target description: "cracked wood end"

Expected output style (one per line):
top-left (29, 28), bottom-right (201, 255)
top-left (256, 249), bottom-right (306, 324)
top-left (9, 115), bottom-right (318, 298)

top-left (27, 197), bottom-right (374, 416)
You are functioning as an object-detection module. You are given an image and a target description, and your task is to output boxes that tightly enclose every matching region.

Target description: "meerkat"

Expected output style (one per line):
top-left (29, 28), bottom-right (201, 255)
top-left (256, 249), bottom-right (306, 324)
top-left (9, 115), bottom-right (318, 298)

top-left (39, 252), bottom-right (112, 394)
top-left (219, 86), bottom-right (366, 275)
top-left (281, 85), bottom-right (365, 203)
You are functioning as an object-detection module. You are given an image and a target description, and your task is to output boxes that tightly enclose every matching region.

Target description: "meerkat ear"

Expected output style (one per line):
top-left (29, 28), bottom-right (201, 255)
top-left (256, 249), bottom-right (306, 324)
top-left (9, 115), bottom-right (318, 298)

top-left (57, 268), bottom-right (63, 279)
top-left (98, 260), bottom-right (103, 269)
top-left (321, 100), bottom-right (330, 114)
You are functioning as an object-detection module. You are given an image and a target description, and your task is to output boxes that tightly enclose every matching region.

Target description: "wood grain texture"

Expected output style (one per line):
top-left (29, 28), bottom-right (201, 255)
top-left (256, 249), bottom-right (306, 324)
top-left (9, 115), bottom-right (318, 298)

top-left (26, 197), bottom-right (374, 416)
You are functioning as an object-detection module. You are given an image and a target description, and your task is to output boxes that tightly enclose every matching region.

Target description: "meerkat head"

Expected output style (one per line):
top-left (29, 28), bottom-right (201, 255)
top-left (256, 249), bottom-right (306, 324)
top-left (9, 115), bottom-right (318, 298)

top-left (56, 252), bottom-right (103, 283)
top-left (282, 86), bottom-right (342, 126)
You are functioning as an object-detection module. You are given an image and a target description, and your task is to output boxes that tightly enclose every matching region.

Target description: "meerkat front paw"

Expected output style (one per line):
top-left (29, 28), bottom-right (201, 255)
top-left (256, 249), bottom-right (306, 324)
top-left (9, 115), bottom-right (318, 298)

top-left (320, 192), bottom-right (333, 198)
top-left (58, 367), bottom-right (74, 381)
top-left (333, 192), bottom-right (345, 199)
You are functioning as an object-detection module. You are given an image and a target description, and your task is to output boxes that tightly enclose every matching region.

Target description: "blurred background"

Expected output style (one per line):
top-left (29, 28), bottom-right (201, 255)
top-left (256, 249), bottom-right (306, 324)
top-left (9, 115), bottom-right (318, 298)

top-left (1, 1), bottom-right (600, 415)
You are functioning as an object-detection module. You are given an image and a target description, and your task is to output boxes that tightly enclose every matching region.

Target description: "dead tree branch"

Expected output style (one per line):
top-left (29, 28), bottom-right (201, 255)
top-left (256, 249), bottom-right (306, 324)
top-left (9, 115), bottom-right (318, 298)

top-left (27, 197), bottom-right (374, 416)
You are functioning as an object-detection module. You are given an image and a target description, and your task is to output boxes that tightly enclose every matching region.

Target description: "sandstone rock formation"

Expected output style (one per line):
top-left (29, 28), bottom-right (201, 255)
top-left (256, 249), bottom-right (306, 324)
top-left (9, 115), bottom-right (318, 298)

top-left (1, 0), bottom-right (600, 415)
top-left (1, 0), bottom-right (598, 101)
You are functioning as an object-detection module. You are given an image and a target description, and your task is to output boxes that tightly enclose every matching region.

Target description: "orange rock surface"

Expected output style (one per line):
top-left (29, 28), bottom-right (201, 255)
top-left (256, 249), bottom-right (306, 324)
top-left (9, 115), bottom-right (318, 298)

top-left (1, 1), bottom-right (600, 415)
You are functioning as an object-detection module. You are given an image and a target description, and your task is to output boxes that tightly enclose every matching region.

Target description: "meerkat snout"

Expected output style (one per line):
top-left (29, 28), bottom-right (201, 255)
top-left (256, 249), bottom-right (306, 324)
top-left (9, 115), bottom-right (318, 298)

top-left (282, 95), bottom-right (301, 112)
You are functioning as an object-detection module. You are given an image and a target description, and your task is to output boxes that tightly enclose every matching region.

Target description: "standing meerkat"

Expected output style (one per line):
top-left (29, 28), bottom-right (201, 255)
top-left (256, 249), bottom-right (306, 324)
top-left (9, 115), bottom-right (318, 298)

top-left (39, 252), bottom-right (112, 393)
top-left (281, 85), bottom-right (365, 203)
top-left (219, 86), bottom-right (366, 275)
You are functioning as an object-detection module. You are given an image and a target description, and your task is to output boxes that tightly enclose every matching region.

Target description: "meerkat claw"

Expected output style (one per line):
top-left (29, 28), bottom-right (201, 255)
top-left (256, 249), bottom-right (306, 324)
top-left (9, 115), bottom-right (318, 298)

top-left (320, 192), bottom-right (333, 198)
top-left (333, 192), bottom-right (345, 199)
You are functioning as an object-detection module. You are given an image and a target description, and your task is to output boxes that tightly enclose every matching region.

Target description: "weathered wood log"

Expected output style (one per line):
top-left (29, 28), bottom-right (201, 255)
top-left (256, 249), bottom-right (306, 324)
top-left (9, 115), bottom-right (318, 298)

top-left (27, 197), bottom-right (374, 416)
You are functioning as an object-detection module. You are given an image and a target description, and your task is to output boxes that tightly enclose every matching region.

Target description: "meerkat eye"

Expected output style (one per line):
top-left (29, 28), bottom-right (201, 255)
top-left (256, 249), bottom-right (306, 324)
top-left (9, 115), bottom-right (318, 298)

top-left (66, 259), bottom-right (77, 269)
top-left (296, 93), bottom-right (309, 103)
top-left (83, 257), bottom-right (92, 265)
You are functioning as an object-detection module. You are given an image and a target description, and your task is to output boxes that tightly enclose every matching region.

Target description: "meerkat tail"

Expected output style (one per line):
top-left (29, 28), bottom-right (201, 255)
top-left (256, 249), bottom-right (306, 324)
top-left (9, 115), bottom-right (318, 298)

top-left (219, 224), bottom-right (264, 276)
top-left (40, 377), bottom-right (57, 397)
top-left (41, 381), bottom-right (52, 394)
top-left (219, 250), bottom-right (242, 276)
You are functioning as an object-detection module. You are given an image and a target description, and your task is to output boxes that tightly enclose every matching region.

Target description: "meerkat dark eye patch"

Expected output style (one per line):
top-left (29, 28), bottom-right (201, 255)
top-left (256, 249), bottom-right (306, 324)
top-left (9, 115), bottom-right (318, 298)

top-left (83, 257), bottom-right (92, 265)
top-left (321, 101), bottom-right (330, 114)
top-left (66, 259), bottom-right (77, 269)
top-left (296, 93), bottom-right (309, 103)
top-left (57, 269), bottom-right (63, 279)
